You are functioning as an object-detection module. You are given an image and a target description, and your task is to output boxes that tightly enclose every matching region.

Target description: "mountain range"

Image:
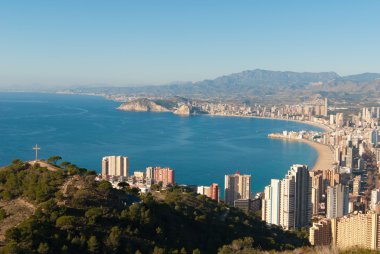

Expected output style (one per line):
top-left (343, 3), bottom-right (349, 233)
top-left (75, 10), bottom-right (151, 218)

top-left (66, 69), bottom-right (380, 105)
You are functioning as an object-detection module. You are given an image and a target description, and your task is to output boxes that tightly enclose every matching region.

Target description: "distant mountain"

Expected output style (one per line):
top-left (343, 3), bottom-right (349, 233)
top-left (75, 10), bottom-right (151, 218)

top-left (66, 69), bottom-right (380, 104)
top-left (339, 73), bottom-right (380, 82)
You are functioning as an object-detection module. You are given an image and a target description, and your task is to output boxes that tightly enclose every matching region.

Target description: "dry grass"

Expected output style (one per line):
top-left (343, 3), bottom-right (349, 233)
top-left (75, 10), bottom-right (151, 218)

top-left (0, 198), bottom-right (35, 242)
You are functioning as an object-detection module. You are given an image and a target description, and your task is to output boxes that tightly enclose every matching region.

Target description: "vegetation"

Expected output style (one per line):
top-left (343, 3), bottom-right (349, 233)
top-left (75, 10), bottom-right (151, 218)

top-left (0, 159), bottom-right (311, 253)
top-left (0, 207), bottom-right (6, 221)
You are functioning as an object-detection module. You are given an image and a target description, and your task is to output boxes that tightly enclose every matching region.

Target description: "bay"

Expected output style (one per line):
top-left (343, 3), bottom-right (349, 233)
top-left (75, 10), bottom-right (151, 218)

top-left (0, 92), bottom-right (321, 194)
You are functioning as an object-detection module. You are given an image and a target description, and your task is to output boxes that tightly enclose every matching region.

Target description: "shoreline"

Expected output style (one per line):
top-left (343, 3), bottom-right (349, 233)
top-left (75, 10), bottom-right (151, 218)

top-left (269, 136), bottom-right (335, 171)
top-left (205, 113), bottom-right (335, 171)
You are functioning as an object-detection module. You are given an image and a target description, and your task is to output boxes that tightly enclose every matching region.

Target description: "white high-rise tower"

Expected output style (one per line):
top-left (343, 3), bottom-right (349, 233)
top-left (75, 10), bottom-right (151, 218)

top-left (102, 156), bottom-right (129, 177)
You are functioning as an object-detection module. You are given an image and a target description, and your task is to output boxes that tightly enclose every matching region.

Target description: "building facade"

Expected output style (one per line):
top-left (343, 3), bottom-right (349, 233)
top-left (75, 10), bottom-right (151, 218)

top-left (309, 219), bottom-right (332, 246)
top-left (224, 172), bottom-right (251, 205)
top-left (326, 184), bottom-right (349, 219)
top-left (371, 189), bottom-right (380, 211)
top-left (197, 183), bottom-right (219, 201)
top-left (102, 156), bottom-right (129, 177)
top-left (152, 167), bottom-right (175, 187)
top-left (262, 179), bottom-right (281, 225)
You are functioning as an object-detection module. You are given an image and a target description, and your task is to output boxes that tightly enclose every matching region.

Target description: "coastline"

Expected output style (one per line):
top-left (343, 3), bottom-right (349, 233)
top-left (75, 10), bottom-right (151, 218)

top-left (302, 139), bottom-right (335, 171)
top-left (56, 92), bottom-right (336, 172)
top-left (268, 137), bottom-right (335, 171)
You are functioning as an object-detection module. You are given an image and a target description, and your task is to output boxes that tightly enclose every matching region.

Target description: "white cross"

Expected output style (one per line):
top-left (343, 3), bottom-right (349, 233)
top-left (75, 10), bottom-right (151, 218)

top-left (32, 144), bottom-right (41, 161)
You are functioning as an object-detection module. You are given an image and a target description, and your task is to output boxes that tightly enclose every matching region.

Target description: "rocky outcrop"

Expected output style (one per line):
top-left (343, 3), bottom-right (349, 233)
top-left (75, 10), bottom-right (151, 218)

top-left (117, 98), bottom-right (170, 112)
top-left (173, 104), bottom-right (192, 115)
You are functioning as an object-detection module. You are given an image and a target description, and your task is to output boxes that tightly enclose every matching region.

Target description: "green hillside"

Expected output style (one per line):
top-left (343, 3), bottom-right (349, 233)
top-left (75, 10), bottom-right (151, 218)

top-left (0, 159), bottom-right (309, 254)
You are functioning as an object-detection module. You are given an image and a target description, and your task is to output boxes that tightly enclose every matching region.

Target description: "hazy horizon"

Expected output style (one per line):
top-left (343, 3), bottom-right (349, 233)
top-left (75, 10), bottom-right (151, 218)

top-left (0, 0), bottom-right (379, 88)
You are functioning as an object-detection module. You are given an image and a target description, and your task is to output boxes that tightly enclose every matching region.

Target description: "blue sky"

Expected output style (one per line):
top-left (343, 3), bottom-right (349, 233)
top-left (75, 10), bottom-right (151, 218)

top-left (0, 0), bottom-right (379, 87)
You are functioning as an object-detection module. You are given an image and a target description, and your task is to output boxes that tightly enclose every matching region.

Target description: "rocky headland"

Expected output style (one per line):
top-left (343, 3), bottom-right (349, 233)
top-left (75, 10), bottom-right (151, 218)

top-left (117, 98), bottom-right (170, 112)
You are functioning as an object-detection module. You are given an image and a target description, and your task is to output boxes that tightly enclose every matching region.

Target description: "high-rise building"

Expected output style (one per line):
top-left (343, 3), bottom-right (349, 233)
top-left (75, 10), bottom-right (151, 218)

top-left (152, 167), bottom-right (175, 187)
top-left (197, 183), bottom-right (219, 201)
top-left (330, 114), bottom-right (335, 125)
top-left (224, 172), bottom-right (251, 205)
top-left (353, 175), bottom-right (362, 196)
top-left (310, 212), bottom-right (380, 250)
top-left (310, 171), bottom-right (323, 215)
top-left (326, 184), bottom-right (349, 219)
top-left (345, 146), bottom-right (357, 169)
top-left (336, 113), bottom-right (344, 128)
top-left (197, 186), bottom-right (211, 196)
top-left (324, 98), bottom-right (328, 117)
top-left (263, 164), bottom-right (312, 230)
top-left (371, 189), bottom-right (380, 211)
top-left (211, 183), bottom-right (219, 201)
top-left (102, 156), bottom-right (129, 177)
top-left (332, 212), bottom-right (380, 250)
top-left (280, 164), bottom-right (312, 230)
top-left (145, 166), bottom-right (154, 180)
top-left (335, 147), bottom-right (342, 165)
top-left (262, 179), bottom-right (281, 225)
top-left (371, 129), bottom-right (379, 146)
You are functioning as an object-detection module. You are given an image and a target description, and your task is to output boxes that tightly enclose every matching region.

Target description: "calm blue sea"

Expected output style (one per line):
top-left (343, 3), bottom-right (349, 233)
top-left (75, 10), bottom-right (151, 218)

top-left (0, 92), bottom-right (321, 194)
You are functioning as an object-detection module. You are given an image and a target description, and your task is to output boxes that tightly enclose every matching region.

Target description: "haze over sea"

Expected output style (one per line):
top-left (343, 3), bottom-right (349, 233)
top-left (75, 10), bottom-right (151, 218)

top-left (0, 93), bottom-right (321, 194)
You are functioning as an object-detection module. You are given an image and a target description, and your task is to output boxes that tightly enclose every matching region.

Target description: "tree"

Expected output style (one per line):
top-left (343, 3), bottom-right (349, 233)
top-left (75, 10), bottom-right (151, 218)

top-left (60, 161), bottom-right (71, 169)
top-left (37, 242), bottom-right (50, 254)
top-left (3, 240), bottom-right (21, 254)
top-left (88, 236), bottom-right (100, 253)
top-left (117, 181), bottom-right (129, 190)
top-left (0, 208), bottom-right (7, 221)
top-left (151, 184), bottom-right (161, 191)
top-left (56, 216), bottom-right (76, 231)
top-left (47, 156), bottom-right (62, 165)
top-left (106, 226), bottom-right (122, 252)
top-left (85, 207), bottom-right (103, 224)
top-left (97, 180), bottom-right (112, 193)
top-left (152, 247), bottom-right (165, 254)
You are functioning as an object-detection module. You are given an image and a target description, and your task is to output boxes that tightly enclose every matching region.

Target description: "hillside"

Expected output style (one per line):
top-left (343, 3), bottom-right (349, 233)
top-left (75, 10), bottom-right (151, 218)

top-left (64, 69), bottom-right (380, 105)
top-left (0, 159), bottom-right (311, 254)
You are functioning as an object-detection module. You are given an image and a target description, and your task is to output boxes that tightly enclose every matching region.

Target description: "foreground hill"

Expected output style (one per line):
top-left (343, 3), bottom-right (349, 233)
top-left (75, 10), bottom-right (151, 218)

top-left (0, 159), bottom-right (310, 253)
top-left (65, 69), bottom-right (380, 104)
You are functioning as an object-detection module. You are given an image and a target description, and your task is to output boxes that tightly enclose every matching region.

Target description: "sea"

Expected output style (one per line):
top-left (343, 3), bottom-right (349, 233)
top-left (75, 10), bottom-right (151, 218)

top-left (0, 92), bottom-right (321, 194)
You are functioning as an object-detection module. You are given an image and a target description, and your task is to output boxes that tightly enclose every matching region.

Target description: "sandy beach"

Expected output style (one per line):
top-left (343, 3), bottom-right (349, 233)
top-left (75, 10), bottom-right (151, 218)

top-left (299, 139), bottom-right (335, 171)
top-left (268, 136), bottom-right (335, 171)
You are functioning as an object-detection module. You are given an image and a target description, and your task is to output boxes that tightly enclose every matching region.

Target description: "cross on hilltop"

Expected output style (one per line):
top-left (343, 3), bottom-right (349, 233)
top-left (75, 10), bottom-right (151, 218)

top-left (32, 144), bottom-right (40, 161)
